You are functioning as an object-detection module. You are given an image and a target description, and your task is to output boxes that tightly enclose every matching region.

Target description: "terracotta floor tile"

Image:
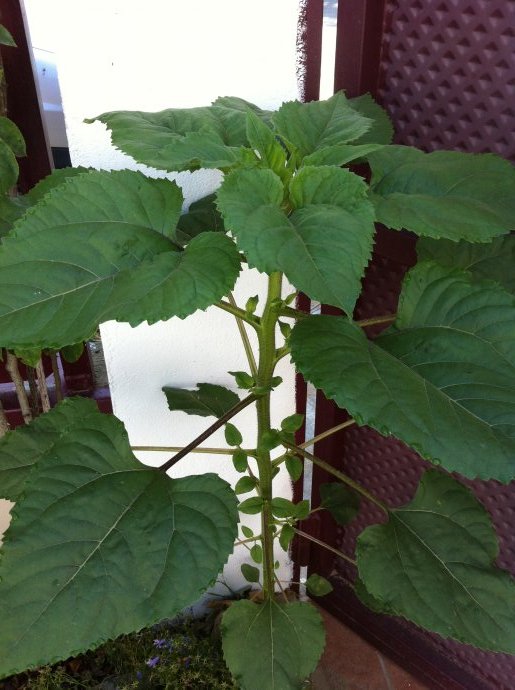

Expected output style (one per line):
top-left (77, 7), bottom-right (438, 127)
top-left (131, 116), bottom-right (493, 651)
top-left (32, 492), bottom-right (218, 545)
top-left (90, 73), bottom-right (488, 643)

top-left (310, 608), bottom-right (428, 690)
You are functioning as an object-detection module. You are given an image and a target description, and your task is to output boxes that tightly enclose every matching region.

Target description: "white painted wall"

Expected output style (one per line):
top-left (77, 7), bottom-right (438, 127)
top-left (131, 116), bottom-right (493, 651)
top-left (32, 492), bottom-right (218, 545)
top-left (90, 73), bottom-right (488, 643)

top-left (17, 0), bottom-right (302, 592)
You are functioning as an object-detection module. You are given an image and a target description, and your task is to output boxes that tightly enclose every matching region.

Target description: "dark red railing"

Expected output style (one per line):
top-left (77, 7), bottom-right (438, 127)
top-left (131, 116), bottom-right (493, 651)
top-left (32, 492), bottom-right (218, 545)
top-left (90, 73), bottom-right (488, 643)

top-left (297, 2), bottom-right (515, 688)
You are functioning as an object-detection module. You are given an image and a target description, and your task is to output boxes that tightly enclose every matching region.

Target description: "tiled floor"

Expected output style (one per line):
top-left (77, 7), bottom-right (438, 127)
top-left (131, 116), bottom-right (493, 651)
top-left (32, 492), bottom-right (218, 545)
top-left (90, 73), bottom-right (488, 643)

top-left (311, 609), bottom-right (428, 690)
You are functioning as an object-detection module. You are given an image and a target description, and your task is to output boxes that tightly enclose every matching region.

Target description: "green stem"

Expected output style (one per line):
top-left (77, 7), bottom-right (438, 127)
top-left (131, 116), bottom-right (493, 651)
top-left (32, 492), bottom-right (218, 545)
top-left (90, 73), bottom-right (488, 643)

top-left (284, 442), bottom-right (388, 514)
top-left (278, 306), bottom-right (309, 320)
top-left (301, 418), bottom-right (356, 448)
top-left (356, 313), bottom-right (396, 328)
top-left (293, 527), bottom-right (357, 566)
top-left (228, 293), bottom-right (259, 379)
top-left (256, 272), bottom-right (282, 599)
top-left (217, 299), bottom-right (260, 328)
top-left (158, 393), bottom-right (257, 473)
top-left (132, 445), bottom-right (249, 455)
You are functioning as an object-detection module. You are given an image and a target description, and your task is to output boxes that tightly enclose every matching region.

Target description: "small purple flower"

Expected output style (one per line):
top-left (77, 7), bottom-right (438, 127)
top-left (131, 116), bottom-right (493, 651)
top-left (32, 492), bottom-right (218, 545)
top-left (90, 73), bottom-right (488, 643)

top-left (153, 638), bottom-right (168, 649)
top-left (183, 656), bottom-right (191, 668)
top-left (136, 671), bottom-right (143, 681)
top-left (146, 656), bottom-right (160, 668)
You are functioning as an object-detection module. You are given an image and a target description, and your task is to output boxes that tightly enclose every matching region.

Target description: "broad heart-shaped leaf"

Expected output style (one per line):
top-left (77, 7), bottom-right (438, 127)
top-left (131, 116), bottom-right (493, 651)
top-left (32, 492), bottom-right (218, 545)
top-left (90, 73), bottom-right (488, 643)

top-left (174, 192), bottom-right (224, 245)
top-left (87, 105), bottom-right (256, 172)
top-left (222, 599), bottom-right (325, 690)
top-left (0, 170), bottom-right (241, 349)
top-left (368, 145), bottom-right (515, 241)
top-left (212, 96), bottom-right (274, 127)
top-left (0, 398), bottom-right (239, 679)
top-left (273, 92), bottom-right (372, 160)
top-left (347, 93), bottom-right (394, 145)
top-left (0, 168), bottom-right (89, 237)
top-left (217, 165), bottom-right (375, 313)
top-left (163, 382), bottom-right (240, 418)
top-left (0, 397), bottom-right (97, 501)
top-left (417, 234), bottom-right (515, 296)
top-left (356, 470), bottom-right (515, 653)
top-left (290, 306), bottom-right (515, 482)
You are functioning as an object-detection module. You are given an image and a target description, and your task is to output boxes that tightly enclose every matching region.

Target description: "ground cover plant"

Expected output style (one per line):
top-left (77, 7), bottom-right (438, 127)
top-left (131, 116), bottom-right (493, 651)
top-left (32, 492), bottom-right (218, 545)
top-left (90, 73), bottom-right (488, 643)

top-left (0, 34), bottom-right (514, 687)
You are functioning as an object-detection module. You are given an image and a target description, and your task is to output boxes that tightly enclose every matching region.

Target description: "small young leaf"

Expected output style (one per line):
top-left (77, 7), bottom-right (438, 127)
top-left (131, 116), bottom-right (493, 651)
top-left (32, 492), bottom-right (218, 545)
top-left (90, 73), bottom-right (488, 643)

top-left (175, 193), bottom-right (224, 244)
top-left (271, 497), bottom-right (297, 518)
top-left (238, 497), bottom-right (264, 515)
top-left (13, 347), bottom-right (41, 367)
top-left (246, 109), bottom-right (287, 179)
top-left (281, 413), bottom-right (304, 433)
top-left (241, 525), bottom-right (254, 539)
top-left (320, 483), bottom-right (360, 526)
top-left (0, 25), bottom-right (16, 46)
top-left (259, 429), bottom-right (282, 451)
top-left (229, 370), bottom-right (255, 389)
top-left (232, 448), bottom-right (248, 472)
top-left (279, 525), bottom-right (295, 551)
top-left (306, 574), bottom-right (333, 597)
top-left (163, 383), bottom-right (239, 418)
top-left (60, 341), bottom-right (85, 363)
top-left (294, 500), bottom-right (311, 520)
top-left (278, 320), bottom-right (292, 339)
top-left (250, 544), bottom-right (263, 564)
top-left (270, 376), bottom-right (283, 388)
top-left (285, 454), bottom-right (303, 482)
top-left (245, 294), bottom-right (259, 314)
top-left (241, 563), bottom-right (260, 583)
top-left (234, 476), bottom-right (257, 495)
top-left (225, 423), bottom-right (243, 447)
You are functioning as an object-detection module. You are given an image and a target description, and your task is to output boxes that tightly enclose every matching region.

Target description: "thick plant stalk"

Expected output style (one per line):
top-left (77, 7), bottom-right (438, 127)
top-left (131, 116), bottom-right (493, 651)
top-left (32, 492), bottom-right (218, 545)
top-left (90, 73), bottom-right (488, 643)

top-left (255, 272), bottom-right (283, 599)
top-left (0, 399), bottom-right (9, 437)
top-left (35, 360), bottom-right (51, 413)
top-left (5, 352), bottom-right (32, 424)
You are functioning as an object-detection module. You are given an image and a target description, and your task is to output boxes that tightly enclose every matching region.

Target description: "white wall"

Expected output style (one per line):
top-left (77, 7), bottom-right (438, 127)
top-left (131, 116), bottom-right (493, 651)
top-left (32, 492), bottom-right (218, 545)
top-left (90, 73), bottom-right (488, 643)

top-left (19, 0), bottom-right (302, 592)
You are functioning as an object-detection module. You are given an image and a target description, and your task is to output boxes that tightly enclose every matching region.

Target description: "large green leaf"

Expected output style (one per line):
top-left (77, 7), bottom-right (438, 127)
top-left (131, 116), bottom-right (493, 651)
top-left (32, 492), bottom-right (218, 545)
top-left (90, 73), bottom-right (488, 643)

top-left (0, 195), bottom-right (28, 237)
top-left (272, 92), bottom-right (372, 159)
top-left (368, 146), bottom-right (515, 241)
top-left (222, 599), bottom-right (325, 690)
top-left (357, 470), bottom-right (515, 653)
top-left (217, 165), bottom-right (375, 313)
top-left (290, 301), bottom-right (515, 481)
top-left (347, 93), bottom-right (394, 145)
top-left (0, 170), bottom-right (240, 349)
top-left (417, 234), bottom-right (515, 296)
top-left (163, 382), bottom-right (240, 418)
top-left (0, 138), bottom-right (18, 193)
top-left (87, 106), bottom-right (256, 172)
top-left (303, 142), bottom-right (384, 168)
top-left (0, 398), bottom-right (239, 678)
top-left (0, 397), bottom-right (96, 501)
top-left (212, 96), bottom-right (273, 127)
top-left (0, 116), bottom-right (26, 157)
top-left (175, 193), bottom-right (224, 245)
top-left (0, 168), bottom-right (89, 238)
